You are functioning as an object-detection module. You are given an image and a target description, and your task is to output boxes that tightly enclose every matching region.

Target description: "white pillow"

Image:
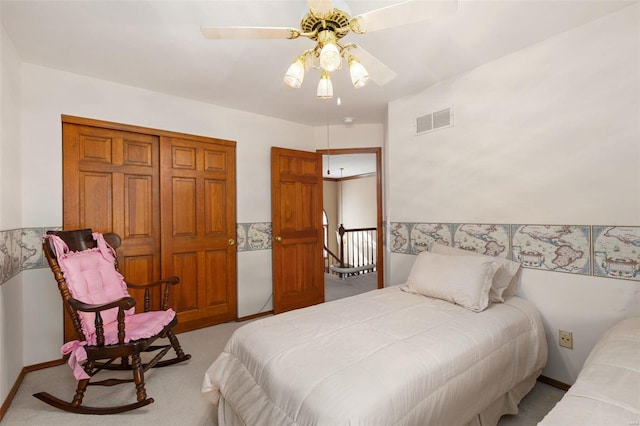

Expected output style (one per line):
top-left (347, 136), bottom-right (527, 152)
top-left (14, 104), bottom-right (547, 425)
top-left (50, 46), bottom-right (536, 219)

top-left (431, 243), bottom-right (521, 302)
top-left (404, 251), bottom-right (498, 312)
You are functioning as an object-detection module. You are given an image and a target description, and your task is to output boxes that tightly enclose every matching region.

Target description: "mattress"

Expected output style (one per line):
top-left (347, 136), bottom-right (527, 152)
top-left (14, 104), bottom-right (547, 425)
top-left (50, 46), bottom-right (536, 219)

top-left (202, 285), bottom-right (547, 425)
top-left (539, 317), bottom-right (640, 425)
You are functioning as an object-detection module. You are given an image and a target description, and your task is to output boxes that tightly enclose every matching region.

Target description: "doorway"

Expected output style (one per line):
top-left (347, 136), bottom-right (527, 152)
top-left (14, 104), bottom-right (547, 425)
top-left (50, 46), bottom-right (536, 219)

top-left (316, 147), bottom-right (383, 295)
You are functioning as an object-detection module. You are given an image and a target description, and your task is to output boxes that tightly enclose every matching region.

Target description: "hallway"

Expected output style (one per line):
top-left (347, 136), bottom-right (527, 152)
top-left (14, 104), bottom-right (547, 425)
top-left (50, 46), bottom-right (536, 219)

top-left (325, 272), bottom-right (378, 302)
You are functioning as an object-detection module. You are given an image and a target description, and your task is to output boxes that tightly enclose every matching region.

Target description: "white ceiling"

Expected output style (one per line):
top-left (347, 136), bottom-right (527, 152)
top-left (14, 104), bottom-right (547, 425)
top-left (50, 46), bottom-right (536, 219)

top-left (0, 0), bottom-right (633, 127)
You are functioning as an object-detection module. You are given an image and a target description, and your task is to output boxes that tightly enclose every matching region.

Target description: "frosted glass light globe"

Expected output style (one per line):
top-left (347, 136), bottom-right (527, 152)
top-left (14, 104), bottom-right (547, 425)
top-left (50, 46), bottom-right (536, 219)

top-left (320, 43), bottom-right (341, 72)
top-left (284, 57), bottom-right (305, 88)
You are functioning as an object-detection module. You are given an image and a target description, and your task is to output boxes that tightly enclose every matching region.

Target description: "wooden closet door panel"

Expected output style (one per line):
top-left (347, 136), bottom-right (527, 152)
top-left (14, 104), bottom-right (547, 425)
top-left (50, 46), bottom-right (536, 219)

top-left (65, 124), bottom-right (160, 234)
top-left (121, 169), bottom-right (161, 310)
top-left (204, 180), bottom-right (226, 234)
top-left (124, 174), bottom-right (153, 237)
top-left (171, 177), bottom-right (197, 236)
top-left (204, 250), bottom-right (230, 308)
top-left (78, 172), bottom-right (113, 231)
top-left (172, 251), bottom-right (199, 313)
top-left (161, 136), bottom-right (237, 331)
top-left (169, 175), bottom-right (199, 316)
top-left (63, 122), bottom-right (161, 339)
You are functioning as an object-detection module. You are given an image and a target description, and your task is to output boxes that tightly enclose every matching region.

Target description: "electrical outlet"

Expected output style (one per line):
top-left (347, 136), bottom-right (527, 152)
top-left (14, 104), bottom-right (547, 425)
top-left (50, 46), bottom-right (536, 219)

top-left (559, 330), bottom-right (573, 349)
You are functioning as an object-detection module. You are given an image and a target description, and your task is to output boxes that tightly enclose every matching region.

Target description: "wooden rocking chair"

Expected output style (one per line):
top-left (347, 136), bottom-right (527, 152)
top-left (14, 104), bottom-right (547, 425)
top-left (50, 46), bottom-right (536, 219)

top-left (34, 228), bottom-right (191, 414)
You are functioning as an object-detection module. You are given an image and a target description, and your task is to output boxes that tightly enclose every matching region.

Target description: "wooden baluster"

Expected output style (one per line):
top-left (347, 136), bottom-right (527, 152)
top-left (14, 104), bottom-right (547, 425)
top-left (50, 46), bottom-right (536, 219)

top-left (338, 224), bottom-right (346, 269)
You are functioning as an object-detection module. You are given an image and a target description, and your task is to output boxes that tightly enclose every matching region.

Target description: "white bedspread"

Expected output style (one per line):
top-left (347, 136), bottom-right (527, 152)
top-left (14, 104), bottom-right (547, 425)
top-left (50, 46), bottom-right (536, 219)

top-left (202, 286), bottom-right (547, 425)
top-left (539, 317), bottom-right (640, 425)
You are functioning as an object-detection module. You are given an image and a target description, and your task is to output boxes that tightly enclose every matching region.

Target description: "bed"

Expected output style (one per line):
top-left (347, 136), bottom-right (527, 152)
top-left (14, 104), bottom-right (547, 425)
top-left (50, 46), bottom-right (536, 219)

top-left (202, 248), bottom-right (548, 425)
top-left (539, 317), bottom-right (640, 425)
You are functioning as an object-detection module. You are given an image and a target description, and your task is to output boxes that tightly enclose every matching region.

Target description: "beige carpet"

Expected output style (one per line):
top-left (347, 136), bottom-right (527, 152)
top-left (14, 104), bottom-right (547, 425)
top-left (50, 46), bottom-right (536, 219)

top-left (3, 278), bottom-right (565, 425)
top-left (3, 321), bottom-right (246, 426)
top-left (325, 271), bottom-right (379, 301)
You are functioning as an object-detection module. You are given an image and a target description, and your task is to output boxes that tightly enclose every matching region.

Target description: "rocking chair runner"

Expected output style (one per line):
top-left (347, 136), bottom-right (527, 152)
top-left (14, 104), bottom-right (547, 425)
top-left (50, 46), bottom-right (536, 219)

top-left (34, 229), bottom-right (191, 414)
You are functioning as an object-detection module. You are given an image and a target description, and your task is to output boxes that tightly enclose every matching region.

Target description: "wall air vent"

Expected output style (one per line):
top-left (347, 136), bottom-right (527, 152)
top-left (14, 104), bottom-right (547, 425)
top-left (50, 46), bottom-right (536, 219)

top-left (415, 107), bottom-right (453, 135)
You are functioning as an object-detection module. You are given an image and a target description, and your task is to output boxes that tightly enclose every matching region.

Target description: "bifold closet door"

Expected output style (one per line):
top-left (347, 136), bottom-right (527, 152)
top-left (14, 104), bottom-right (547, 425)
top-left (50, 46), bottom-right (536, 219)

top-left (62, 116), bottom-right (237, 340)
top-left (160, 136), bottom-right (237, 331)
top-left (62, 121), bottom-right (162, 341)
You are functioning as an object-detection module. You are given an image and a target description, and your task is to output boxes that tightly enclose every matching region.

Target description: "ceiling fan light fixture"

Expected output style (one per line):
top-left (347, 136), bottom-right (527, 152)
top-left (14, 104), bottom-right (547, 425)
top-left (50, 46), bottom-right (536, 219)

top-left (316, 70), bottom-right (333, 99)
top-left (317, 30), bottom-right (342, 72)
top-left (348, 56), bottom-right (370, 89)
top-left (203, 0), bottom-right (437, 101)
top-left (320, 42), bottom-right (341, 72)
top-left (284, 56), bottom-right (305, 88)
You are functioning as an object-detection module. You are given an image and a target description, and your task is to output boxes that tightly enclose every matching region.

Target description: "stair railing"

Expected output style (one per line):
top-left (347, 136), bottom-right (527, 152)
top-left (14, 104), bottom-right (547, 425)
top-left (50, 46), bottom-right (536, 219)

top-left (330, 225), bottom-right (377, 278)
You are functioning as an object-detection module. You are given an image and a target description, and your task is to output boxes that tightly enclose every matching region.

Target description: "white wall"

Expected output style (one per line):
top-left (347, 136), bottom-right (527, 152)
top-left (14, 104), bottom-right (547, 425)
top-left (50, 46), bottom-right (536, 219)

top-left (323, 180), bottom-right (339, 255)
top-left (342, 176), bottom-right (377, 229)
top-left (313, 122), bottom-right (384, 151)
top-left (0, 23), bottom-right (24, 407)
top-left (0, 30), bottom-right (22, 230)
top-left (386, 5), bottom-right (639, 384)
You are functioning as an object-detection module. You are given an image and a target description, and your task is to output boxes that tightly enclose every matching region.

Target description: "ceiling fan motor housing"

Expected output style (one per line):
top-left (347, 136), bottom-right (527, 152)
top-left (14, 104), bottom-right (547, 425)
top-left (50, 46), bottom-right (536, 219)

top-left (301, 8), bottom-right (351, 41)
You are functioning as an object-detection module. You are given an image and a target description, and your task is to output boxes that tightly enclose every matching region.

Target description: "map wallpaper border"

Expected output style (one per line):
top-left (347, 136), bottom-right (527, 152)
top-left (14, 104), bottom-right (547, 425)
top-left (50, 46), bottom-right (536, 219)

top-left (389, 222), bottom-right (639, 282)
top-left (2, 223), bottom-right (638, 285)
top-left (0, 224), bottom-right (276, 285)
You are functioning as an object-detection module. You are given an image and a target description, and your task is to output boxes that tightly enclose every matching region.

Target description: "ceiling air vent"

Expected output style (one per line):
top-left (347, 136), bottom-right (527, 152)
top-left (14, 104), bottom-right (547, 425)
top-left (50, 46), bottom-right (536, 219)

top-left (415, 107), bottom-right (453, 135)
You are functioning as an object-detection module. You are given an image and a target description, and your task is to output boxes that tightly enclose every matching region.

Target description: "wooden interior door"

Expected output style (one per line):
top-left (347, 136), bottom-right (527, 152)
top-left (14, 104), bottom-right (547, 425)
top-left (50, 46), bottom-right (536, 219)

top-left (271, 147), bottom-right (324, 314)
top-left (62, 120), bottom-right (161, 341)
top-left (161, 135), bottom-right (237, 331)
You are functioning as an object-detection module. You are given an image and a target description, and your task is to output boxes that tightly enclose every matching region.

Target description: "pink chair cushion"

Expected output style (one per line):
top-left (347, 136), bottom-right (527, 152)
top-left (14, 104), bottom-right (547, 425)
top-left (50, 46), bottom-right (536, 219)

top-left (48, 233), bottom-right (133, 339)
top-left (47, 233), bottom-right (174, 344)
top-left (86, 309), bottom-right (176, 346)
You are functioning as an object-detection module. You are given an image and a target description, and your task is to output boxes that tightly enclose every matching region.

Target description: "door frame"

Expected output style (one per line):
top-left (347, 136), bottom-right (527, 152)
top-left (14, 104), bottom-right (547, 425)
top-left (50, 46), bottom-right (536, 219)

top-left (316, 147), bottom-right (383, 290)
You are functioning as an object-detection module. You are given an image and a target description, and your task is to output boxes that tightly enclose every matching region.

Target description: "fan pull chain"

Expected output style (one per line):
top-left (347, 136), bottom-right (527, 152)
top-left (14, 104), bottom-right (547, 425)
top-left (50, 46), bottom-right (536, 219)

top-left (326, 102), bottom-right (331, 175)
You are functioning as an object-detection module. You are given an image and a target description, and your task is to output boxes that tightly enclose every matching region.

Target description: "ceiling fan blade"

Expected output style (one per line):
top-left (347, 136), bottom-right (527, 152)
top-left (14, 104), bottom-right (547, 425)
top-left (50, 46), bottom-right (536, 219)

top-left (201, 26), bottom-right (298, 40)
top-left (306, 0), bottom-right (334, 15)
top-left (351, 46), bottom-right (397, 86)
top-left (353, 0), bottom-right (458, 33)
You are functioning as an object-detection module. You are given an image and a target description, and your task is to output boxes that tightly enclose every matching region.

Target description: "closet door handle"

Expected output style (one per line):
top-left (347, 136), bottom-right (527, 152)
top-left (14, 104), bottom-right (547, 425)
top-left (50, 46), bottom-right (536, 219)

top-left (228, 239), bottom-right (235, 246)
top-left (274, 236), bottom-right (282, 242)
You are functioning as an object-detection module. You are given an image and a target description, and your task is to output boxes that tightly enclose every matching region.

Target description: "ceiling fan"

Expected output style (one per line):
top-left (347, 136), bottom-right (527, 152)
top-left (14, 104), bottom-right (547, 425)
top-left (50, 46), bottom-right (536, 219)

top-left (201, 0), bottom-right (457, 99)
